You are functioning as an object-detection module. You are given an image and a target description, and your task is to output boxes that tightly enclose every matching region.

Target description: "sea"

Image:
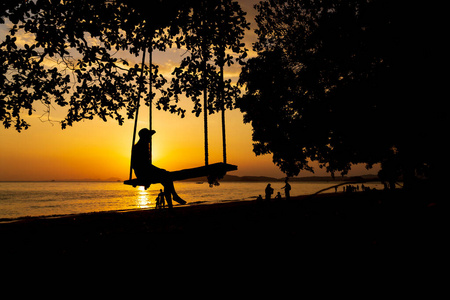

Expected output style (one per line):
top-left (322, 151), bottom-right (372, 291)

top-left (0, 181), bottom-right (384, 221)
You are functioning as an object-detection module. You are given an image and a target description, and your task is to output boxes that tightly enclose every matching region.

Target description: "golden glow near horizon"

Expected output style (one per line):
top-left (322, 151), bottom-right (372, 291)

top-left (0, 101), bottom-right (378, 181)
top-left (0, 101), bottom-right (288, 181)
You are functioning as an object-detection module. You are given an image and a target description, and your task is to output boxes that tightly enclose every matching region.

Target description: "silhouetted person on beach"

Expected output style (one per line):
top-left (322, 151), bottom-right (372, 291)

top-left (156, 189), bottom-right (165, 209)
top-left (275, 192), bottom-right (282, 200)
top-left (265, 183), bottom-right (274, 201)
top-left (282, 178), bottom-right (291, 200)
top-left (131, 128), bottom-right (185, 209)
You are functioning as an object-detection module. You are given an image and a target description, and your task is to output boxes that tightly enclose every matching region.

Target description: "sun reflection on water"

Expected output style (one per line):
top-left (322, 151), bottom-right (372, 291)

top-left (136, 186), bottom-right (153, 209)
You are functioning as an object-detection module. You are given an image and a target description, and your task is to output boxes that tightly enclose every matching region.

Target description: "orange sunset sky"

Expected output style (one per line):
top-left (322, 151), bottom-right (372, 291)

top-left (0, 0), bottom-right (379, 181)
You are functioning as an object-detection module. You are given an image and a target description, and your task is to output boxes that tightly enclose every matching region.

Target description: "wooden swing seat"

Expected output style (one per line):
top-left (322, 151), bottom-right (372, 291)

top-left (124, 162), bottom-right (237, 188)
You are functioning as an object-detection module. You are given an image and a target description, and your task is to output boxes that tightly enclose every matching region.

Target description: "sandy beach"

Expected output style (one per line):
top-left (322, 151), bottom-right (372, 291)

top-left (0, 189), bottom-right (443, 260)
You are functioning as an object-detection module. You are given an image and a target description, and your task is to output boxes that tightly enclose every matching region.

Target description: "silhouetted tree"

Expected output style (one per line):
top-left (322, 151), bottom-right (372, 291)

top-left (0, 0), bottom-right (248, 131)
top-left (237, 0), bottom-right (445, 187)
top-left (160, 0), bottom-right (249, 116)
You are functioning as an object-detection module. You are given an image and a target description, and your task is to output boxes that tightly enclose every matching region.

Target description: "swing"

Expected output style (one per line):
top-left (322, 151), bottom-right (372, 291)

top-left (123, 45), bottom-right (237, 191)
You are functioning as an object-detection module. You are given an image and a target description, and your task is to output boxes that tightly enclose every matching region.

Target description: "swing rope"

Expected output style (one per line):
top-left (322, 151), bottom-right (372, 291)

top-left (148, 39), bottom-right (153, 164)
top-left (219, 0), bottom-right (227, 164)
top-left (203, 67), bottom-right (209, 166)
top-left (202, 3), bottom-right (209, 167)
top-left (219, 47), bottom-right (227, 164)
top-left (128, 46), bottom-right (147, 181)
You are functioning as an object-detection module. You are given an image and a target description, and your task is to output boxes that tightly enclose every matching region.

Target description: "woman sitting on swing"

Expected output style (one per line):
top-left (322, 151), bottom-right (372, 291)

top-left (131, 128), bottom-right (186, 208)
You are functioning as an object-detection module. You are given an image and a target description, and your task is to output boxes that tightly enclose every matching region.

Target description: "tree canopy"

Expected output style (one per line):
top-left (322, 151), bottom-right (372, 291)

top-left (0, 0), bottom-right (248, 131)
top-left (237, 0), bottom-right (445, 185)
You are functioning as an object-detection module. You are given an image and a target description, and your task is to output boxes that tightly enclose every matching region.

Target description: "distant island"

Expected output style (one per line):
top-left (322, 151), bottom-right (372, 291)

top-left (180, 174), bottom-right (379, 183)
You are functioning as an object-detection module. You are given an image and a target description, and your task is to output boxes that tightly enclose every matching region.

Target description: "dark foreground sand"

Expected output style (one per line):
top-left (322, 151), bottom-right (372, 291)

top-left (0, 189), bottom-right (443, 261)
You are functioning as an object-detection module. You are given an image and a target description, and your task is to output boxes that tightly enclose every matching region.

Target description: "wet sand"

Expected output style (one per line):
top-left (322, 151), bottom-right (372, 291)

top-left (0, 189), bottom-right (443, 259)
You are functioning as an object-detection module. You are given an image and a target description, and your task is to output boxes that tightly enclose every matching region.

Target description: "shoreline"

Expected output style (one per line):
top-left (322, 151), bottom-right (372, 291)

top-left (0, 197), bottom-right (252, 224)
top-left (0, 181), bottom-right (385, 222)
top-left (0, 190), bottom-right (442, 257)
top-left (0, 190), bottom-right (347, 223)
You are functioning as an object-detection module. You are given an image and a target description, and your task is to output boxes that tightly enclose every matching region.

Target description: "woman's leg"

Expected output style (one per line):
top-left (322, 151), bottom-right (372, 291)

top-left (162, 184), bottom-right (173, 209)
top-left (162, 180), bottom-right (186, 207)
top-left (161, 171), bottom-right (185, 205)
